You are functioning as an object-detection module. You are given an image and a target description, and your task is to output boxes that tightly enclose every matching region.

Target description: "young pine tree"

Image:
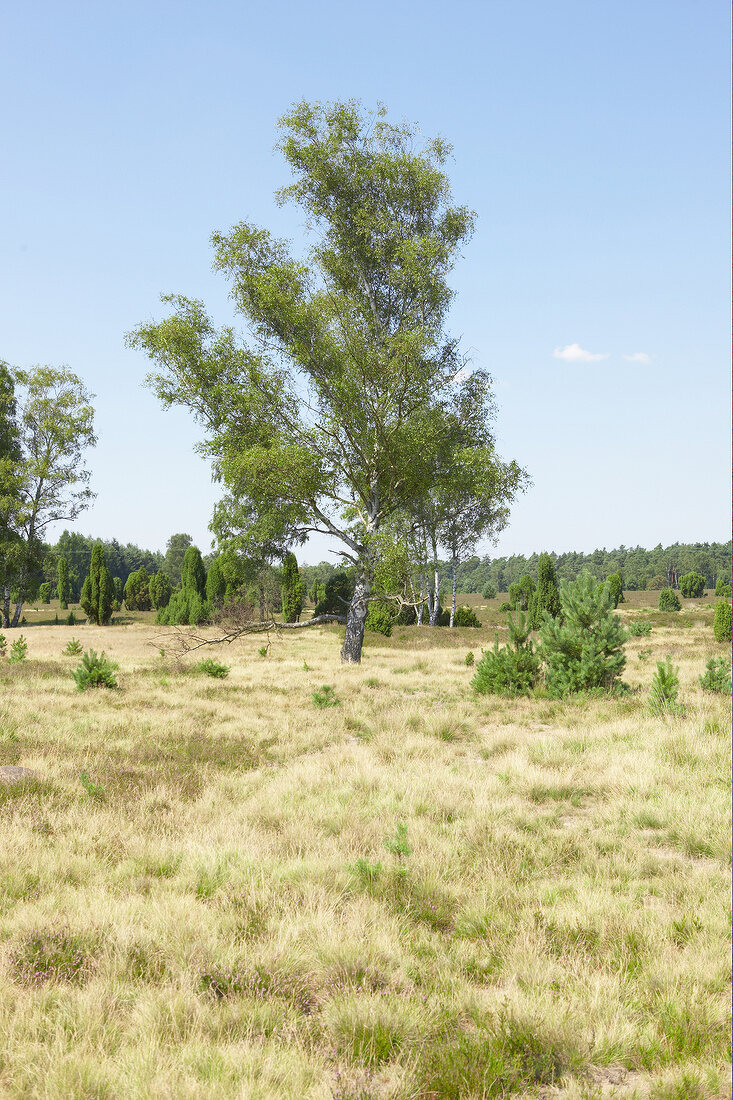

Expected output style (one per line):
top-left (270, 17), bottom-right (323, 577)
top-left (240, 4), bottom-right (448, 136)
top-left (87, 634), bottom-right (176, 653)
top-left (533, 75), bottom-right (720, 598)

top-left (281, 551), bottom-right (304, 623)
top-left (57, 555), bottom-right (71, 610)
top-left (539, 572), bottom-right (627, 696)
top-left (529, 552), bottom-right (561, 629)
top-left (80, 543), bottom-right (114, 625)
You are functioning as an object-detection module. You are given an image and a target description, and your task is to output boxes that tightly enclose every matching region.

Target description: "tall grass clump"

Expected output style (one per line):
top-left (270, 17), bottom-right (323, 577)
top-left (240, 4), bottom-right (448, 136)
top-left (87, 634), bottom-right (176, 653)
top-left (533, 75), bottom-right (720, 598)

top-left (472, 611), bottom-right (539, 697)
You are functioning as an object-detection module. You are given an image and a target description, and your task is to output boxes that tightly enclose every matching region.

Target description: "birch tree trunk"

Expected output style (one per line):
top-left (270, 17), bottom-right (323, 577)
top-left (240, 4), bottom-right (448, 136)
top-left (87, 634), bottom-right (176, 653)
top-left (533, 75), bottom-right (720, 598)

top-left (449, 555), bottom-right (458, 627)
top-left (417, 571), bottom-right (425, 626)
top-left (341, 566), bottom-right (370, 663)
top-left (2, 583), bottom-right (10, 629)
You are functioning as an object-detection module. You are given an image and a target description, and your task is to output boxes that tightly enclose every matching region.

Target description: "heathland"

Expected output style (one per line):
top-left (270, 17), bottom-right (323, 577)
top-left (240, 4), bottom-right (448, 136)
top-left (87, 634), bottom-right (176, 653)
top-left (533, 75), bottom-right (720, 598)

top-left (0, 592), bottom-right (730, 1099)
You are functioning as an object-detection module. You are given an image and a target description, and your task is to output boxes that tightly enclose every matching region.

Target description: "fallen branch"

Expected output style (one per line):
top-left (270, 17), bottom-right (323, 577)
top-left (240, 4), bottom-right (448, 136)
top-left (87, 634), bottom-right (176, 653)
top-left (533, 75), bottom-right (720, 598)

top-left (148, 614), bottom-right (347, 657)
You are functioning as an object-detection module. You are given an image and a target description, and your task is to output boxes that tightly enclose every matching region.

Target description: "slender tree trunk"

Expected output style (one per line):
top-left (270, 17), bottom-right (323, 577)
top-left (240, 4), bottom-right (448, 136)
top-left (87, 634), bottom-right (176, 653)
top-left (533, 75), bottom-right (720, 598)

top-left (10, 568), bottom-right (25, 627)
top-left (258, 583), bottom-right (265, 622)
top-left (450, 556), bottom-right (458, 627)
top-left (2, 583), bottom-right (10, 629)
top-left (429, 566), bottom-right (440, 626)
top-left (341, 567), bottom-right (370, 664)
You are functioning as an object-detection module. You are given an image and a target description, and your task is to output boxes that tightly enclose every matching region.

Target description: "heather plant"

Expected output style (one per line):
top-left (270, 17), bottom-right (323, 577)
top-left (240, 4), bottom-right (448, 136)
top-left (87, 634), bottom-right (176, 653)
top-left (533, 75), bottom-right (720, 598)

top-left (71, 649), bottom-right (119, 692)
top-left (658, 588), bottom-right (681, 612)
top-left (9, 928), bottom-right (97, 985)
top-left (699, 657), bottom-right (732, 695)
top-left (539, 572), bottom-right (627, 697)
top-left (9, 635), bottom-right (27, 663)
top-left (472, 610), bottom-right (540, 697)
top-left (713, 600), bottom-right (731, 643)
top-left (679, 571), bottom-right (705, 599)
top-left (648, 658), bottom-right (683, 716)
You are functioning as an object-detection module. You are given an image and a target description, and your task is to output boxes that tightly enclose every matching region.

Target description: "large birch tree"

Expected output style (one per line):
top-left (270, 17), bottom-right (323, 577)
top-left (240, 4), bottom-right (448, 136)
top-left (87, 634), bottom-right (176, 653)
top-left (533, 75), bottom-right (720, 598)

top-left (128, 100), bottom-right (524, 663)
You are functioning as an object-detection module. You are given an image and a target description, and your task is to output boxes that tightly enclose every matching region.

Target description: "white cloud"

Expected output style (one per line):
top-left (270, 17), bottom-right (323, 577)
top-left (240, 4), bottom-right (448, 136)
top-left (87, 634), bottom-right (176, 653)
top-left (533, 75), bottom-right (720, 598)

top-left (623, 351), bottom-right (652, 364)
top-left (552, 343), bottom-right (610, 363)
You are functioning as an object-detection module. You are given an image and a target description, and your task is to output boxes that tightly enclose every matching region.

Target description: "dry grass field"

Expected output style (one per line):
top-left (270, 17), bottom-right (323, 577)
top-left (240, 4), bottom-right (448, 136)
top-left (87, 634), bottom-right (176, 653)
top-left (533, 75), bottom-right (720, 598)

top-left (0, 600), bottom-right (730, 1099)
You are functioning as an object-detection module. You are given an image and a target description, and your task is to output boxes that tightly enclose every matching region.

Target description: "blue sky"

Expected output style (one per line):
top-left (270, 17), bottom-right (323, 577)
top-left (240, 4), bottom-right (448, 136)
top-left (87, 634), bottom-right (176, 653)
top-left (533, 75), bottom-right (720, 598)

top-left (1, 1), bottom-right (728, 563)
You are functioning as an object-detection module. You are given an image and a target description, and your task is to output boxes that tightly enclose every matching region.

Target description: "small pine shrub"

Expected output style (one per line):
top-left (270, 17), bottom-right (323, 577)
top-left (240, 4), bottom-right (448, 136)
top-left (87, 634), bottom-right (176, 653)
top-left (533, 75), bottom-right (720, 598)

top-left (649, 658), bottom-right (683, 716)
top-left (196, 658), bottom-right (229, 678)
top-left (539, 573), bottom-right (627, 697)
top-left (312, 684), bottom-right (339, 708)
top-left (658, 588), bottom-right (681, 612)
top-left (713, 600), bottom-right (732, 643)
top-left (66, 611), bottom-right (77, 626)
top-left (62, 638), bottom-right (83, 656)
top-left (699, 658), bottom-right (731, 694)
top-left (472, 611), bottom-right (540, 698)
top-left (465, 651), bottom-right (475, 666)
top-left (627, 620), bottom-right (652, 637)
top-left (79, 772), bottom-right (106, 800)
top-left (453, 605), bottom-right (481, 627)
top-left (383, 822), bottom-right (411, 861)
top-left (72, 650), bottom-right (119, 692)
top-left (9, 636), bottom-right (27, 663)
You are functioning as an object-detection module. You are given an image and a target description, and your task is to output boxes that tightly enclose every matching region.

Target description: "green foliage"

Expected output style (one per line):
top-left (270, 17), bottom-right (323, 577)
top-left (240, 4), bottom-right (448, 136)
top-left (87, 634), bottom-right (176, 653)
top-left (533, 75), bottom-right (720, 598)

top-left (79, 771), bottom-right (105, 800)
top-left (156, 589), bottom-right (211, 626)
top-left (112, 576), bottom-right (123, 611)
top-left (71, 649), bottom-right (119, 692)
top-left (678, 571), bottom-right (705, 599)
top-left (383, 822), bottom-right (411, 861)
top-left (648, 574), bottom-right (668, 589)
top-left (699, 657), bottom-right (731, 694)
top-left (498, 600), bottom-right (512, 612)
top-left (627, 620), bottom-right (652, 636)
top-left (648, 658), bottom-right (682, 716)
top-left (714, 575), bottom-right (731, 597)
top-left (9, 635), bottom-right (27, 663)
top-left (528, 553), bottom-right (562, 629)
top-left (180, 545), bottom-right (207, 597)
top-left (313, 570), bottom-right (353, 616)
top-left (472, 611), bottom-right (540, 697)
top-left (0, 633), bottom-right (6, 656)
top-left (605, 572), bottom-right (624, 608)
top-left (713, 600), bottom-right (731, 642)
top-left (162, 533), bottom-right (193, 586)
top-left (453, 604), bottom-right (481, 627)
top-left (80, 543), bottom-right (114, 625)
top-left (38, 582), bottom-right (51, 603)
top-left (507, 582), bottom-right (521, 609)
top-left (124, 565), bottom-right (151, 611)
top-left (65, 611), bottom-right (76, 626)
top-left (9, 928), bottom-right (97, 985)
top-left (465, 651), bottom-right (474, 666)
top-left (149, 570), bottom-right (172, 610)
top-left (280, 550), bottom-right (304, 623)
top-left (657, 588), bottom-right (681, 612)
top-left (56, 555), bottom-right (71, 609)
top-left (196, 658), bottom-right (230, 679)
top-left (539, 572), bottom-right (627, 697)
top-left (481, 583), bottom-right (497, 599)
top-left (365, 602), bottom-right (397, 636)
top-left (312, 684), bottom-right (339, 708)
top-left (62, 638), bottom-right (83, 656)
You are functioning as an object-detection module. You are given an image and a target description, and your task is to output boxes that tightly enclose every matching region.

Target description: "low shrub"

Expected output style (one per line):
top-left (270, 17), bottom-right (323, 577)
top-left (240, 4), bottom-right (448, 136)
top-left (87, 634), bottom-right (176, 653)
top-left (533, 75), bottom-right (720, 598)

top-left (481, 583), bottom-right (497, 600)
top-left (713, 600), bottom-right (731, 643)
top-left (657, 588), bottom-right (681, 612)
top-left (472, 611), bottom-right (540, 698)
top-left (66, 611), bottom-right (77, 626)
top-left (196, 658), bottom-right (230, 679)
top-left (312, 684), bottom-right (339, 708)
top-left (699, 657), bottom-right (731, 695)
top-left (453, 605), bottom-right (481, 627)
top-left (9, 928), bottom-right (98, 985)
top-left (679, 571), bottom-right (706, 599)
top-left (498, 601), bottom-right (513, 612)
top-left (9, 636), bottom-right (27, 663)
top-left (465, 651), bottom-right (475, 666)
top-left (0, 633), bottom-right (6, 656)
top-left (71, 649), bottom-right (119, 692)
top-left (649, 658), bottom-right (683, 717)
top-left (62, 638), bottom-right (83, 656)
top-left (627, 620), bottom-right (652, 637)
top-left (714, 576), bottom-right (731, 598)
top-left (365, 603), bottom-right (397, 636)
top-left (539, 573), bottom-right (627, 697)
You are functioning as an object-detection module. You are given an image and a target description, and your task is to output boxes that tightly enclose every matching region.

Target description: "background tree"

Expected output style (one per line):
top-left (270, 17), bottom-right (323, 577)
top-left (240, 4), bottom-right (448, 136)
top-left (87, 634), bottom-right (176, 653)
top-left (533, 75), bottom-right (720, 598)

top-left (128, 101), bottom-right (523, 663)
top-left (124, 566), bottom-right (152, 611)
top-left (38, 582), bottom-right (51, 603)
top-left (605, 572), bottom-right (624, 609)
top-left (80, 542), bottom-right (114, 625)
top-left (4, 366), bottom-right (96, 626)
top-left (163, 533), bottom-right (193, 586)
top-left (0, 364), bottom-right (24, 627)
top-left (112, 576), bottom-right (124, 611)
top-left (528, 552), bottom-right (561, 629)
top-left (149, 570), bottom-right (172, 610)
top-left (56, 555), bottom-right (71, 609)
top-left (157, 545), bottom-right (209, 625)
top-left (281, 551), bottom-right (304, 623)
top-left (679, 571), bottom-right (705, 599)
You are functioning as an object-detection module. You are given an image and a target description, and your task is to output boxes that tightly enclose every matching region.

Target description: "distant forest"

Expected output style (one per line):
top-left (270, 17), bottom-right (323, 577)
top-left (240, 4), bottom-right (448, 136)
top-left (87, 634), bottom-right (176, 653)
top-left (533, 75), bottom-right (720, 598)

top-left (36, 533), bottom-right (731, 603)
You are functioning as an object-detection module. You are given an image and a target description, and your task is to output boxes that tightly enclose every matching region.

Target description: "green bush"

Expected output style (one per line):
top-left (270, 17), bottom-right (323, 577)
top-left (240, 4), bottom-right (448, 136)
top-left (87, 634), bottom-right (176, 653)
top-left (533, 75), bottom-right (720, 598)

top-left (699, 657), bottom-right (731, 695)
top-left (196, 658), bottom-right (229, 679)
top-left (714, 575), bottom-right (731, 598)
top-left (481, 583), bottom-right (497, 600)
top-left (9, 635), bottom-right (27, 663)
top-left (149, 570), bottom-right (172, 610)
top-left (453, 605), bottom-right (481, 627)
top-left (648, 658), bottom-right (683, 716)
top-left (539, 572), bottom-right (627, 697)
top-left (124, 566), bottom-right (152, 611)
top-left (0, 633), bottom-right (6, 657)
top-left (529, 553), bottom-right (561, 629)
top-left (605, 573), bottom-right (624, 608)
top-left (156, 589), bottom-right (211, 626)
top-left (62, 638), bottom-right (83, 656)
top-left (38, 582), bottom-right (51, 604)
top-left (56, 556), bottom-right (71, 609)
top-left (66, 611), bottom-right (77, 626)
top-left (72, 649), bottom-right (119, 692)
top-left (365, 602), bottom-right (397, 636)
top-left (472, 611), bottom-right (540, 698)
top-left (314, 570), bottom-right (353, 616)
top-left (713, 600), bottom-right (731, 643)
top-left (281, 551), bottom-right (305, 623)
top-left (679, 571), bottom-right (705, 599)
top-left (465, 651), bottom-right (474, 666)
top-left (312, 684), bottom-right (339, 708)
top-left (498, 601), bottom-right (512, 612)
top-left (396, 603), bottom-right (417, 625)
top-left (627, 620), bottom-right (652, 636)
top-left (657, 588), bottom-right (681, 612)
top-left (80, 543), bottom-right (114, 625)
top-left (647, 574), bottom-right (667, 590)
